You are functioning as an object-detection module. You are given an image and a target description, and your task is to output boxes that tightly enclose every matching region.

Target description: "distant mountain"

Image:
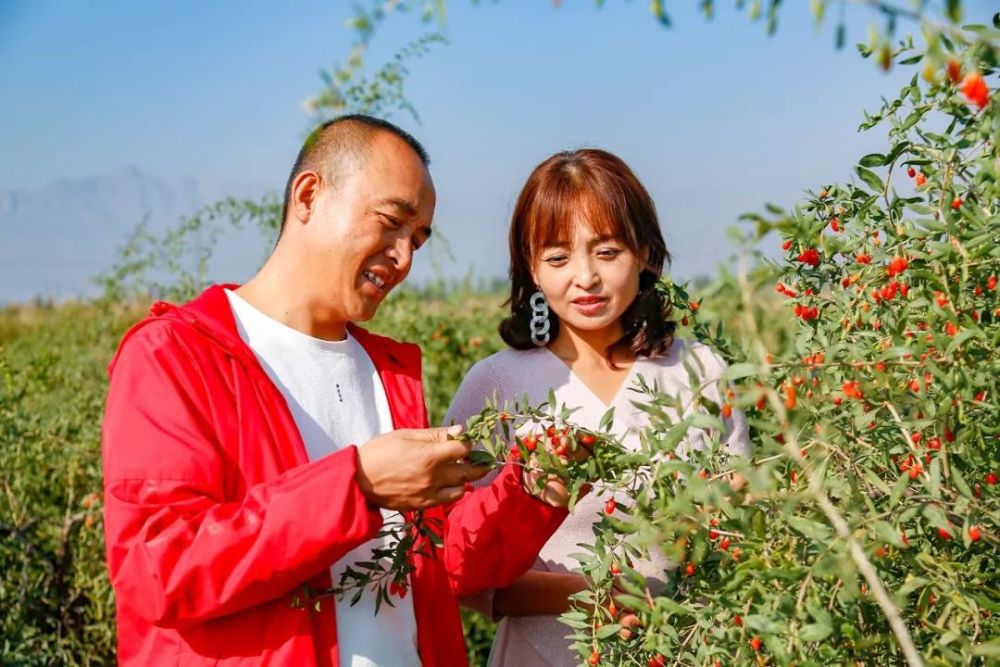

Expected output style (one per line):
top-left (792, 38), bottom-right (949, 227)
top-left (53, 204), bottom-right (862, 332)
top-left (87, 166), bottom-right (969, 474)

top-left (0, 168), bottom-right (272, 303)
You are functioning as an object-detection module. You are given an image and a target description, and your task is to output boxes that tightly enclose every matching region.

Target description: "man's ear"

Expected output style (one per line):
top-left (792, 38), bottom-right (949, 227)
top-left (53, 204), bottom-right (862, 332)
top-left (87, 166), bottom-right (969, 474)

top-left (289, 171), bottom-right (322, 225)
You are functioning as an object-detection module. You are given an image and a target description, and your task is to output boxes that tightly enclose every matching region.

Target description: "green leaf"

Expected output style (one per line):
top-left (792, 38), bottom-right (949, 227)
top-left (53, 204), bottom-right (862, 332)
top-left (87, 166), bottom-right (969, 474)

top-left (799, 622), bottom-right (833, 642)
top-left (858, 153), bottom-right (886, 167)
top-left (595, 623), bottom-right (621, 639)
top-left (855, 166), bottom-right (883, 192)
top-left (788, 516), bottom-right (831, 541)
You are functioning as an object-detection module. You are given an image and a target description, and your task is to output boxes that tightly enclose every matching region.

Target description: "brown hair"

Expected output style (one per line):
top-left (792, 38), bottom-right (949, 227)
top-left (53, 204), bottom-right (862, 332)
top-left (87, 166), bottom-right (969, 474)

top-left (499, 148), bottom-right (675, 365)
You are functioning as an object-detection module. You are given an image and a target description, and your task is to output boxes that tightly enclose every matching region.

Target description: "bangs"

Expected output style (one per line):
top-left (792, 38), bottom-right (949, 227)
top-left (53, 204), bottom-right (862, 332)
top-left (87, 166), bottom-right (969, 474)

top-left (522, 171), bottom-right (640, 262)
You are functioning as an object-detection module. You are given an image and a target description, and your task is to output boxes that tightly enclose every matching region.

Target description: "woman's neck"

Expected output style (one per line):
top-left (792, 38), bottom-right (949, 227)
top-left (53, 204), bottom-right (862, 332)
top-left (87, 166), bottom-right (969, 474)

top-left (548, 322), bottom-right (631, 367)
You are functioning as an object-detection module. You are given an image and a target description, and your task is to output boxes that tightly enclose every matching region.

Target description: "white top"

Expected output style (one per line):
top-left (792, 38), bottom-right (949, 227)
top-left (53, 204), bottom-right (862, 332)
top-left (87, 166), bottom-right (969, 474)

top-left (226, 289), bottom-right (420, 667)
top-left (444, 339), bottom-right (751, 667)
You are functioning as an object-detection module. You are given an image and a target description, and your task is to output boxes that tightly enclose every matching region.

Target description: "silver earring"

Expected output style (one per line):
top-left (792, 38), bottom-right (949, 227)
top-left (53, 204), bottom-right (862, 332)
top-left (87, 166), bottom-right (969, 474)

top-left (529, 291), bottom-right (551, 347)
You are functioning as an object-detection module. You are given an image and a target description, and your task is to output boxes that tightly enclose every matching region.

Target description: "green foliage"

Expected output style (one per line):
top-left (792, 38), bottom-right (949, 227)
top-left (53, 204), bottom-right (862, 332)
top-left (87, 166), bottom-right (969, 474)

top-left (548, 30), bottom-right (999, 667)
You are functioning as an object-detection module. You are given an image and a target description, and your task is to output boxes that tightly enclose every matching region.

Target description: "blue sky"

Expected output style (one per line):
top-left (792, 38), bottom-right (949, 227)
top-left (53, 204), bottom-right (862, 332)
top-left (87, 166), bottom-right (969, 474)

top-left (1, 1), bottom-right (995, 293)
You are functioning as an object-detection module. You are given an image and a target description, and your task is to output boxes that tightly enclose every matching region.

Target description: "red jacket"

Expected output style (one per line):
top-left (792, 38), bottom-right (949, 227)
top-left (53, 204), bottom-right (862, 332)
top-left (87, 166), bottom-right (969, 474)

top-left (102, 284), bottom-right (566, 666)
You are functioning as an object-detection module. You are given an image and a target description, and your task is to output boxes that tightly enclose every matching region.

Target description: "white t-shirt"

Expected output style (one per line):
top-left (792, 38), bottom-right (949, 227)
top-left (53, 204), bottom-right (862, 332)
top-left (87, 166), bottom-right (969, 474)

top-left (226, 289), bottom-right (420, 667)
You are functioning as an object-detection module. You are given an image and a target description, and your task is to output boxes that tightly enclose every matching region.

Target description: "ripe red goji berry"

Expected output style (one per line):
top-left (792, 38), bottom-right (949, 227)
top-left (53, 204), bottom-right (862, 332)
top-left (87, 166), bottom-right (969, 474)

top-left (951, 197), bottom-right (963, 210)
top-left (720, 537), bottom-right (731, 551)
top-left (709, 529), bottom-right (719, 540)
top-left (785, 385), bottom-right (797, 410)
top-left (722, 403), bottom-right (733, 418)
top-left (916, 172), bottom-right (927, 186)
top-left (968, 526), bottom-right (982, 542)
top-left (588, 650), bottom-right (600, 666)
top-left (947, 59), bottom-right (962, 84)
top-left (648, 656), bottom-right (666, 667)
top-left (749, 636), bottom-right (762, 652)
top-left (961, 71), bottom-right (990, 109)
top-left (734, 614), bottom-right (743, 627)
top-left (604, 498), bottom-right (616, 515)
top-left (988, 275), bottom-right (997, 291)
top-left (907, 166), bottom-right (916, 178)
top-left (796, 248), bottom-right (820, 267)
top-left (985, 472), bottom-right (998, 486)
top-left (938, 527), bottom-right (953, 541)
top-left (685, 564), bottom-right (695, 576)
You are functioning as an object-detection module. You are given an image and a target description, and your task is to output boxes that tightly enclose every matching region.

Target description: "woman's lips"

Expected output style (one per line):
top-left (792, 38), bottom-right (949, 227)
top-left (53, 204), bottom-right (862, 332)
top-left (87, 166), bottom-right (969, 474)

top-left (571, 297), bottom-right (608, 315)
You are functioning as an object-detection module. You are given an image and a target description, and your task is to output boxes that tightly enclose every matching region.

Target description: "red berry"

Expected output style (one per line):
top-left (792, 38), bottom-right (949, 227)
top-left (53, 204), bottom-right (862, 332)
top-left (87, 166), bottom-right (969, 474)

top-left (604, 498), bottom-right (617, 515)
top-left (709, 529), bottom-right (719, 540)
top-left (685, 563), bottom-right (695, 576)
top-left (648, 657), bottom-right (666, 667)
top-left (721, 403), bottom-right (733, 418)
top-left (947, 58), bottom-right (962, 84)
top-left (907, 166), bottom-right (916, 178)
top-left (796, 248), bottom-right (821, 267)
top-left (988, 275), bottom-right (998, 291)
top-left (734, 614), bottom-right (743, 627)
top-left (522, 435), bottom-right (538, 452)
top-left (916, 172), bottom-right (927, 186)
top-left (720, 537), bottom-right (731, 551)
top-left (608, 601), bottom-right (618, 617)
top-left (578, 433), bottom-right (596, 446)
top-left (961, 71), bottom-right (990, 110)
top-left (951, 197), bottom-right (962, 210)
top-left (911, 433), bottom-right (922, 445)
top-left (938, 527), bottom-right (953, 541)
top-left (968, 526), bottom-right (982, 542)
top-left (589, 650), bottom-right (600, 666)
top-left (610, 562), bottom-right (621, 575)
top-left (986, 472), bottom-right (998, 486)
top-left (749, 636), bottom-right (762, 652)
top-left (781, 239), bottom-right (793, 251)
top-left (927, 437), bottom-right (941, 451)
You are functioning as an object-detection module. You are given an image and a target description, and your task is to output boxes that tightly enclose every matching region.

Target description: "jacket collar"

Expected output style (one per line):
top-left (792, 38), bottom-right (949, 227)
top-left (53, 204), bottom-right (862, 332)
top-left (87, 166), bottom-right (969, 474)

top-left (152, 284), bottom-right (427, 430)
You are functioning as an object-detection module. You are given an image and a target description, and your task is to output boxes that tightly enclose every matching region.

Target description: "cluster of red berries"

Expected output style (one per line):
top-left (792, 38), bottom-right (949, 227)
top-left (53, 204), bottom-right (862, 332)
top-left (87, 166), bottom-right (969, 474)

top-left (796, 248), bottom-right (821, 267)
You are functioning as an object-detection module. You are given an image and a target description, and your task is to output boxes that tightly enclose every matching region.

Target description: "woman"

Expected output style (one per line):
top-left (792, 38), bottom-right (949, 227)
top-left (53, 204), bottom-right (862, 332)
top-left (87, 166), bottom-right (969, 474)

top-left (444, 148), bottom-right (751, 666)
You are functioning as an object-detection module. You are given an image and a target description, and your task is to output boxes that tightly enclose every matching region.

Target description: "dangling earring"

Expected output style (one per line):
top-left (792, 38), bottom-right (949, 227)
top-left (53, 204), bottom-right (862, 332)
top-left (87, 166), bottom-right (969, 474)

top-left (528, 290), bottom-right (551, 347)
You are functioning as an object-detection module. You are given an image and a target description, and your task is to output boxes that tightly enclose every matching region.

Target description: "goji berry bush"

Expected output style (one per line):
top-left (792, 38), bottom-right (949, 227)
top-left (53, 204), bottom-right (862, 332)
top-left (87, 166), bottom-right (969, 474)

top-left (542, 32), bottom-right (999, 667)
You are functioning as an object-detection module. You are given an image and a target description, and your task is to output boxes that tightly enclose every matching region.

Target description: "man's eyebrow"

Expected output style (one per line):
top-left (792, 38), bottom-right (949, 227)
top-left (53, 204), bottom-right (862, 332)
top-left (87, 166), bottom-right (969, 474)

top-left (374, 197), bottom-right (418, 217)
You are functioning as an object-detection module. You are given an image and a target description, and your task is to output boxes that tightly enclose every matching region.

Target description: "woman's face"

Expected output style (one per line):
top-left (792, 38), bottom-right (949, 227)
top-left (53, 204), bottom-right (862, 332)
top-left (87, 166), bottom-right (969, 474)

top-left (532, 219), bottom-right (644, 339)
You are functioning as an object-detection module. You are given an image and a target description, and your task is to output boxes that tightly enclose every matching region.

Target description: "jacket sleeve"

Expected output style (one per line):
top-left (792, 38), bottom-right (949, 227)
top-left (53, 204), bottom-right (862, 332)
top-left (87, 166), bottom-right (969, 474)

top-left (102, 321), bottom-right (383, 627)
top-left (442, 456), bottom-right (567, 599)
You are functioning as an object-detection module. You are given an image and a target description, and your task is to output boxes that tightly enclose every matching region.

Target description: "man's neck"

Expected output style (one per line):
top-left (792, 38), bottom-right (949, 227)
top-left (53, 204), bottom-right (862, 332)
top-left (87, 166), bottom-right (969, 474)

top-left (236, 263), bottom-right (348, 342)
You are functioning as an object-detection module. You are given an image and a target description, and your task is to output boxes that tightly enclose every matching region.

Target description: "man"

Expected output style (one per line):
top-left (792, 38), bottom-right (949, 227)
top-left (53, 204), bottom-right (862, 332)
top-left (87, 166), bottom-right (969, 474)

top-left (102, 115), bottom-right (573, 666)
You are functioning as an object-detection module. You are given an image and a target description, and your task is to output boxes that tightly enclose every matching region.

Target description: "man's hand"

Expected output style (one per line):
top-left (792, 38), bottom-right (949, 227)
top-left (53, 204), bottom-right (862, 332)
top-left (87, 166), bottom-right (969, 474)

top-left (521, 435), bottom-right (594, 508)
top-left (355, 425), bottom-right (489, 511)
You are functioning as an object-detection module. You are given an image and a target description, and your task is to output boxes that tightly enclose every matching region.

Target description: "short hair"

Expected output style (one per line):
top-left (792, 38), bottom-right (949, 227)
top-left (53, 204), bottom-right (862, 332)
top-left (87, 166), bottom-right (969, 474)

top-left (279, 114), bottom-right (430, 233)
top-left (499, 149), bottom-right (675, 366)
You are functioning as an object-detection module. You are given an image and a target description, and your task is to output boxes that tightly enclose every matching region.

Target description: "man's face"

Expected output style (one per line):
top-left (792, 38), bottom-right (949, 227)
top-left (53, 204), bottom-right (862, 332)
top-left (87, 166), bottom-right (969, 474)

top-left (300, 132), bottom-right (436, 324)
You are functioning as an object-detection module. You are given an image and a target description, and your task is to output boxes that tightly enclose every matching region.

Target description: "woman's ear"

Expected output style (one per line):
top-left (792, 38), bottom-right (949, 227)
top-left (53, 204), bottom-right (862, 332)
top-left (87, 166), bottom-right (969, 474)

top-left (641, 246), bottom-right (654, 272)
